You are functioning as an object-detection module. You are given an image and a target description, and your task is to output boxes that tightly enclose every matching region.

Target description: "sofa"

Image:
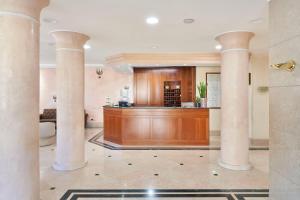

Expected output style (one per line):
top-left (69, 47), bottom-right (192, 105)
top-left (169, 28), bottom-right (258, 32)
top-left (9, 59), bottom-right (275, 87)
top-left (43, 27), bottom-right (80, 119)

top-left (40, 109), bottom-right (89, 128)
top-left (39, 122), bottom-right (56, 147)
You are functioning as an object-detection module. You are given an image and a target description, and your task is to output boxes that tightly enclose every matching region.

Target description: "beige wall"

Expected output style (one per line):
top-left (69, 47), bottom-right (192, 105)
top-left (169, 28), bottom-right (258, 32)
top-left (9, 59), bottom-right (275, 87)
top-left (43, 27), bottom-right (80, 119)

top-left (40, 69), bottom-right (57, 112)
top-left (40, 67), bottom-right (133, 127)
top-left (195, 56), bottom-right (270, 140)
top-left (196, 66), bottom-right (221, 132)
top-left (250, 53), bottom-right (269, 140)
top-left (269, 0), bottom-right (300, 198)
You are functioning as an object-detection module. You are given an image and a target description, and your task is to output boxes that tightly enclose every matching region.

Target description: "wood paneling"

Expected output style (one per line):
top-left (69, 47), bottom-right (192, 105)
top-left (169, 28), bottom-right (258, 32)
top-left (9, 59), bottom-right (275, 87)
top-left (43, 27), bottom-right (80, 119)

top-left (149, 70), bottom-right (163, 106)
top-left (134, 67), bottom-right (196, 106)
top-left (134, 69), bottom-right (150, 105)
top-left (104, 107), bottom-right (209, 145)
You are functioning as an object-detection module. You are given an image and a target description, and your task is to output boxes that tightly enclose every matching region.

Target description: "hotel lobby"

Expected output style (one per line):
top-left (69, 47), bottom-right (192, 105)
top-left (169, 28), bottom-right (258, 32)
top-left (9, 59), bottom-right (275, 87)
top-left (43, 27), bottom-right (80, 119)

top-left (1, 0), bottom-right (300, 199)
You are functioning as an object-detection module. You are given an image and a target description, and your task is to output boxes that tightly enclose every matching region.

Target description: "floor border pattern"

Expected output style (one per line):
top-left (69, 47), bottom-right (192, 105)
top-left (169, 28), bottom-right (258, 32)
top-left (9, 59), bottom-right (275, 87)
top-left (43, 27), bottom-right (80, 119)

top-left (60, 189), bottom-right (269, 200)
top-left (89, 132), bottom-right (269, 151)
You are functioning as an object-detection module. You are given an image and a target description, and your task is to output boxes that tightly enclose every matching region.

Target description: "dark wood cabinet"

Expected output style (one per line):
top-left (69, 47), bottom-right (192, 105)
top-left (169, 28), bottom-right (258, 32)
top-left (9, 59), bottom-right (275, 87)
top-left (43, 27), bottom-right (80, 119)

top-left (134, 67), bottom-right (195, 106)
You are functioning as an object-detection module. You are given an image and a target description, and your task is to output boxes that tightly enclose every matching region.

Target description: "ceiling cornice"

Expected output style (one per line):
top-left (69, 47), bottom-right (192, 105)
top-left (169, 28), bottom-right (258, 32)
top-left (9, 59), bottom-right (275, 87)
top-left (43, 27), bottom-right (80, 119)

top-left (105, 53), bottom-right (221, 67)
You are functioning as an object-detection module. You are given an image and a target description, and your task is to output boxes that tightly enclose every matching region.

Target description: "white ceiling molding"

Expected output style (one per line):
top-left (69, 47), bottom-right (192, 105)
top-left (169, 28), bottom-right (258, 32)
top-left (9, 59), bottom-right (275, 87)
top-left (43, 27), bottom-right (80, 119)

top-left (40, 64), bottom-right (104, 68)
top-left (106, 53), bottom-right (221, 66)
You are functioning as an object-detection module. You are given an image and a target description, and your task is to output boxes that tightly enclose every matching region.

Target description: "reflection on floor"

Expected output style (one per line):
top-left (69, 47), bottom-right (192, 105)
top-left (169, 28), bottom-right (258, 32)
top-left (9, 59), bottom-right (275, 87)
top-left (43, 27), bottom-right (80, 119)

top-left (90, 131), bottom-right (268, 151)
top-left (40, 128), bottom-right (269, 200)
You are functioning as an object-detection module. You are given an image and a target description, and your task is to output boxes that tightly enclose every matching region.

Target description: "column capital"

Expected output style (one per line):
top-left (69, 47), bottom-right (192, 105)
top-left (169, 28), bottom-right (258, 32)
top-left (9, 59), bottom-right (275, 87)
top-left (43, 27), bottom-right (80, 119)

top-left (0, 0), bottom-right (49, 20)
top-left (215, 31), bottom-right (254, 51)
top-left (51, 30), bottom-right (90, 50)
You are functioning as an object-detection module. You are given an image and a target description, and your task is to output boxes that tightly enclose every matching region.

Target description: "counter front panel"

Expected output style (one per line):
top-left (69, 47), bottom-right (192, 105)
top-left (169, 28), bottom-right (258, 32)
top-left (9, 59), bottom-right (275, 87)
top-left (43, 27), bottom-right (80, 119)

top-left (104, 107), bottom-right (209, 146)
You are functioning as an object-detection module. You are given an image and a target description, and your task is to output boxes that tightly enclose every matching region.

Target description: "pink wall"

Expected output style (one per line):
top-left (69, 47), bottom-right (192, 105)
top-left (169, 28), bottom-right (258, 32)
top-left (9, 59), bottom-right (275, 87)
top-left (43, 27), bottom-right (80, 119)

top-left (40, 69), bottom-right (56, 112)
top-left (40, 67), bottom-right (133, 126)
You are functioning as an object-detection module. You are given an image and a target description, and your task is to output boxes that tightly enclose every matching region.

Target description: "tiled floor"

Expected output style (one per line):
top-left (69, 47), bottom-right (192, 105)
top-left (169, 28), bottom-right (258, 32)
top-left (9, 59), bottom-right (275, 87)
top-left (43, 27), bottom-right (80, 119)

top-left (40, 128), bottom-right (269, 200)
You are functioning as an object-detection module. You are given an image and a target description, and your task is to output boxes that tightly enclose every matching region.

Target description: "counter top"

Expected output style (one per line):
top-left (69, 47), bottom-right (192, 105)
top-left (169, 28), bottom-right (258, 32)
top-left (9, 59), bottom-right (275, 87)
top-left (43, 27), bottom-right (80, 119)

top-left (103, 105), bottom-right (209, 109)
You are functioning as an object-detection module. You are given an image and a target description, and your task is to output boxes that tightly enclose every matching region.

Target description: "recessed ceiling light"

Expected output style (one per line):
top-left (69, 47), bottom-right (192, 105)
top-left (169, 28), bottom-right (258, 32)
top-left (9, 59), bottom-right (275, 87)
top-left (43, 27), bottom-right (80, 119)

top-left (215, 45), bottom-right (222, 50)
top-left (84, 44), bottom-right (91, 49)
top-left (43, 18), bottom-right (58, 24)
top-left (151, 45), bottom-right (158, 49)
top-left (183, 19), bottom-right (195, 24)
top-left (146, 17), bottom-right (159, 25)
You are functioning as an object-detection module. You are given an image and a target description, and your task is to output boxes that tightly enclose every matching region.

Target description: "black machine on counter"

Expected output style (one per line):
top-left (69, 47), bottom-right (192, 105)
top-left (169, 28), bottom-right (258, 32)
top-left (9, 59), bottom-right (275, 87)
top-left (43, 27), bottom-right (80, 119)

top-left (118, 101), bottom-right (129, 107)
top-left (118, 86), bottom-right (130, 107)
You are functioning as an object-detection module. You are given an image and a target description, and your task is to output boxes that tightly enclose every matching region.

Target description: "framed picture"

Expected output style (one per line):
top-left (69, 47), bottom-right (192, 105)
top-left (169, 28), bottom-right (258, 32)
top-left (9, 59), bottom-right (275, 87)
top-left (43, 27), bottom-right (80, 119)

top-left (206, 72), bottom-right (221, 108)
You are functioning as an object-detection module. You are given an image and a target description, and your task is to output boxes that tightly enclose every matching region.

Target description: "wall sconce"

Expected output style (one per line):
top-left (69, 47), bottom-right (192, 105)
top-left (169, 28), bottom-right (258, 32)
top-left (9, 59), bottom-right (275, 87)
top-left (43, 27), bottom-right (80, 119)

top-left (96, 68), bottom-right (103, 79)
top-left (52, 95), bottom-right (57, 103)
top-left (271, 60), bottom-right (296, 72)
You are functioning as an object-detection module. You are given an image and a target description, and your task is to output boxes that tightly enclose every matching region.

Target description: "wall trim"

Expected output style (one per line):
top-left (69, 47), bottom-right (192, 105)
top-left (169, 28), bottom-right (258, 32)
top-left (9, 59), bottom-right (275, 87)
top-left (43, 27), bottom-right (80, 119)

top-left (56, 48), bottom-right (83, 52)
top-left (221, 48), bottom-right (249, 54)
top-left (40, 64), bottom-right (103, 68)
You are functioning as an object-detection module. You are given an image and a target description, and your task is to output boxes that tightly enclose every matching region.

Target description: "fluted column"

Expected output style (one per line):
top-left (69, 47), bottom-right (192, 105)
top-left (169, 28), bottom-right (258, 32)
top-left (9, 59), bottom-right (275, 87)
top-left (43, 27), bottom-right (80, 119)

top-left (0, 1), bottom-right (49, 199)
top-left (51, 31), bottom-right (89, 171)
top-left (215, 31), bottom-right (254, 170)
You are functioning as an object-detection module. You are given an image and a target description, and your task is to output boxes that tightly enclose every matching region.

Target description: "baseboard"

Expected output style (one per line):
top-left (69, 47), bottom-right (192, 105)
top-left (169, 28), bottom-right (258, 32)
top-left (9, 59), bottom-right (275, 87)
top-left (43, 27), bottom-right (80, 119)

top-left (86, 121), bottom-right (103, 128)
top-left (250, 138), bottom-right (269, 146)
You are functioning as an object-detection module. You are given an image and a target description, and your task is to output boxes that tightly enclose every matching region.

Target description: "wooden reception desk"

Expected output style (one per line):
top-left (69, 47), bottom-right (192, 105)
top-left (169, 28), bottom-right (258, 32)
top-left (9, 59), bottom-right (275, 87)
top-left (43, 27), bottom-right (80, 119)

top-left (103, 106), bottom-right (209, 146)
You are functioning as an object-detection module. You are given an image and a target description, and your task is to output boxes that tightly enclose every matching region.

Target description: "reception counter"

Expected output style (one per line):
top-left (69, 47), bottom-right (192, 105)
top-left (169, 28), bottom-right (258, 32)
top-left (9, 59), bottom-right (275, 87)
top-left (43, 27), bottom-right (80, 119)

top-left (103, 106), bottom-right (209, 146)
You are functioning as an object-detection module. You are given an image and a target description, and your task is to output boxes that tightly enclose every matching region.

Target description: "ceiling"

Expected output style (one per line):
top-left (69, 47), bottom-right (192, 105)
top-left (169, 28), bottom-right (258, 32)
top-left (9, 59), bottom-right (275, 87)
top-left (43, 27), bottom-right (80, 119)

top-left (40, 0), bottom-right (269, 66)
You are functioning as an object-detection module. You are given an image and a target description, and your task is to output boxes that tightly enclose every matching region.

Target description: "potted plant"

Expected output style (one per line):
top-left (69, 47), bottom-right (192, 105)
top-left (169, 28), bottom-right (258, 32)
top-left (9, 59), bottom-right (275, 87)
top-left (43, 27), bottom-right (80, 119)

top-left (194, 96), bottom-right (201, 107)
top-left (196, 81), bottom-right (207, 108)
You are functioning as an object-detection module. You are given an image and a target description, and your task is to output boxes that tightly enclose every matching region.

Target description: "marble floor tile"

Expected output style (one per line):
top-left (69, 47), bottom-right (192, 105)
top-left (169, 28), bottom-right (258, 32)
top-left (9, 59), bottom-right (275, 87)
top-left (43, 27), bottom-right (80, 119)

top-left (40, 128), bottom-right (269, 200)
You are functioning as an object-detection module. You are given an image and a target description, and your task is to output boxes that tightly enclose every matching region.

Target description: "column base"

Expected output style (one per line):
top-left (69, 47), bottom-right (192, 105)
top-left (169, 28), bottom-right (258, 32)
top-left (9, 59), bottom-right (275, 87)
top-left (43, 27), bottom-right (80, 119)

top-left (218, 159), bottom-right (252, 171)
top-left (52, 160), bottom-right (87, 171)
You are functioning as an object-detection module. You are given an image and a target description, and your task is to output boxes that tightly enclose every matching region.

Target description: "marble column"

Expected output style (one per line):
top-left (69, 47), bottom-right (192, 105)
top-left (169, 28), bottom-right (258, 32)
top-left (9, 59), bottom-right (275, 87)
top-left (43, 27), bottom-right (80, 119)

top-left (269, 0), bottom-right (300, 198)
top-left (51, 31), bottom-right (89, 171)
top-left (0, 0), bottom-right (49, 199)
top-left (215, 31), bottom-right (254, 170)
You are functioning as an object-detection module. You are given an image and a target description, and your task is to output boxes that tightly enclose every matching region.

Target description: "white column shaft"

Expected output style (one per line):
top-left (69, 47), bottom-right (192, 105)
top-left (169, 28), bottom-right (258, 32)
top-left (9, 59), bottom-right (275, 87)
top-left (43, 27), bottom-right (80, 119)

top-left (51, 31), bottom-right (89, 171)
top-left (215, 31), bottom-right (254, 170)
top-left (0, 0), bottom-right (48, 199)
